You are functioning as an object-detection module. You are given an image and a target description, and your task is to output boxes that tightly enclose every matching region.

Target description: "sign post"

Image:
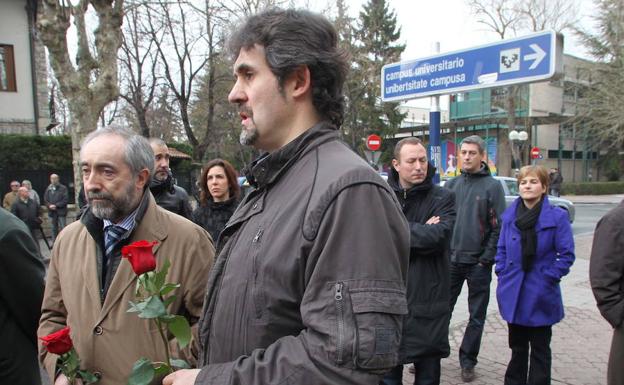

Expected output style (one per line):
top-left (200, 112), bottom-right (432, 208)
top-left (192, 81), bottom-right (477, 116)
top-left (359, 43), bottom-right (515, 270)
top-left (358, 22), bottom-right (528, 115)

top-left (381, 30), bottom-right (563, 102)
top-left (365, 134), bottom-right (382, 169)
top-left (531, 147), bottom-right (540, 165)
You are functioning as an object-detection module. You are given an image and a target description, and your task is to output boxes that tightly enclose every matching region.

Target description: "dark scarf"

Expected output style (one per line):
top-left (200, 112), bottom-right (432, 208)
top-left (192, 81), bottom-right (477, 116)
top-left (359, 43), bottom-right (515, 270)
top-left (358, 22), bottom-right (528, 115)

top-left (514, 199), bottom-right (543, 271)
top-left (149, 169), bottom-right (174, 194)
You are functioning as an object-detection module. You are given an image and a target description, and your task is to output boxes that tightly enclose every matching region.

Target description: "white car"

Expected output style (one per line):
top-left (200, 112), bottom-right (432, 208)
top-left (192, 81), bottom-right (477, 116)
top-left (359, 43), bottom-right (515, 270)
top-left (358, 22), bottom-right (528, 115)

top-left (440, 176), bottom-right (575, 223)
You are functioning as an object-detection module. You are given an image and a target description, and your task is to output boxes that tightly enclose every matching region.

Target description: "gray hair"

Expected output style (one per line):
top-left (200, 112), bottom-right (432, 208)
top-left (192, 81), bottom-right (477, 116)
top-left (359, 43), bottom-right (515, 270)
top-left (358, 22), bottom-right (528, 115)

top-left (21, 180), bottom-right (32, 188)
top-left (460, 135), bottom-right (486, 154)
top-left (81, 125), bottom-right (155, 180)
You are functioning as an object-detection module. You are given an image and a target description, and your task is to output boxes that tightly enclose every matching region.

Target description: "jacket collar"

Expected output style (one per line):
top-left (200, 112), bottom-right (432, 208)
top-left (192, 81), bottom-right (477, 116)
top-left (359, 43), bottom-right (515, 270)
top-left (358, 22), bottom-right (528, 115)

top-left (460, 161), bottom-right (491, 178)
top-left (504, 195), bottom-right (557, 231)
top-left (79, 191), bottom-right (168, 323)
top-left (243, 121), bottom-right (339, 189)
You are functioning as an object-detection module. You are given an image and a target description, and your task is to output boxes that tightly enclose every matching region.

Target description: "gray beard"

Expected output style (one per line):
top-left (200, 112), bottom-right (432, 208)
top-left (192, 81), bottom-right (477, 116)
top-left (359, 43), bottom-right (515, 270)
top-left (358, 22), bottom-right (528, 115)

top-left (90, 183), bottom-right (138, 222)
top-left (239, 126), bottom-right (259, 146)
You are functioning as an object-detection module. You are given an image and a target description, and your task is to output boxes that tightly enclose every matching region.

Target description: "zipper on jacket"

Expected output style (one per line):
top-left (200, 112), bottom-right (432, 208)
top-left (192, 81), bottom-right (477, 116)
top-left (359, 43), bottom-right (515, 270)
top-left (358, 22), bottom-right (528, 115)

top-left (252, 228), bottom-right (263, 243)
top-left (334, 282), bottom-right (345, 365)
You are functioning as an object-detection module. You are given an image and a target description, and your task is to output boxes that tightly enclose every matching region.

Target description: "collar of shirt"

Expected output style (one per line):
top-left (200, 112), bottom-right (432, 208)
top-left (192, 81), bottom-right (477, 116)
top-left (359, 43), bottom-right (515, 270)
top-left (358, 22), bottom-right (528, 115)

top-left (103, 205), bottom-right (140, 244)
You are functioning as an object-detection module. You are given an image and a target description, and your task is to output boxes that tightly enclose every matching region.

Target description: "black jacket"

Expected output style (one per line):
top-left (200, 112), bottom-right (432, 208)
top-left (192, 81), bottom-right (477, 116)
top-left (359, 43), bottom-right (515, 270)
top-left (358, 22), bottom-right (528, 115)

top-left (445, 162), bottom-right (506, 265)
top-left (389, 164), bottom-right (456, 361)
top-left (10, 198), bottom-right (41, 230)
top-left (149, 174), bottom-right (193, 220)
top-left (192, 197), bottom-right (239, 244)
top-left (0, 208), bottom-right (45, 385)
top-left (43, 183), bottom-right (68, 217)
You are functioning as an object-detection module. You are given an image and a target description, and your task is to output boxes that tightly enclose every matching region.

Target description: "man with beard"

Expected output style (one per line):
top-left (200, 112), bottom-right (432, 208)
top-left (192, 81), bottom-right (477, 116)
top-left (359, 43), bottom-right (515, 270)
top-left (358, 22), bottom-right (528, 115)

top-left (38, 126), bottom-right (215, 385)
top-left (381, 138), bottom-right (455, 385)
top-left (164, 8), bottom-right (409, 385)
top-left (148, 138), bottom-right (193, 219)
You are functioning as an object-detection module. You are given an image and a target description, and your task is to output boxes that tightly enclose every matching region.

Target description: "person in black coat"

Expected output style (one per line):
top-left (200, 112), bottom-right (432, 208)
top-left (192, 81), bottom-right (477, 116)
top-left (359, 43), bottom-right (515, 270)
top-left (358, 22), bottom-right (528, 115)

top-left (381, 137), bottom-right (456, 385)
top-left (192, 159), bottom-right (241, 243)
top-left (149, 138), bottom-right (193, 219)
top-left (11, 187), bottom-right (42, 243)
top-left (0, 208), bottom-right (46, 385)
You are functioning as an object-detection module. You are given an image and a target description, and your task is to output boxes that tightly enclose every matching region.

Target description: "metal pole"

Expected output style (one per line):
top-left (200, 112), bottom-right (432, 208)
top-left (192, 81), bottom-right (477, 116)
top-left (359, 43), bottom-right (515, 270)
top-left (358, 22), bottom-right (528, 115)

top-left (430, 42), bottom-right (441, 184)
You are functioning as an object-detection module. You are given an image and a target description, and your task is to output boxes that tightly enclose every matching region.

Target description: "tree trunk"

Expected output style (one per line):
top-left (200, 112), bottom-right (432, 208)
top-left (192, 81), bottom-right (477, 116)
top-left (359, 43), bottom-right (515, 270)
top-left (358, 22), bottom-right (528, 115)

top-left (68, 105), bottom-right (99, 203)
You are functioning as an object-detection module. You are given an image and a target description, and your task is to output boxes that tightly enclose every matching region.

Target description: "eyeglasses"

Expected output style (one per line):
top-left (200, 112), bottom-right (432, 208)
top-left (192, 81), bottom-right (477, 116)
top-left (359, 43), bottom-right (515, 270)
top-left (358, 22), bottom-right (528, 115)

top-left (11, 184), bottom-right (20, 187)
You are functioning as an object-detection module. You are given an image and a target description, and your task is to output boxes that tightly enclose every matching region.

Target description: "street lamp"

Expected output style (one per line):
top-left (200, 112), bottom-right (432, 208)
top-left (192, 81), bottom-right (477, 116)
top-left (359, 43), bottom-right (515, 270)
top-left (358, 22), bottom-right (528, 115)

top-left (508, 129), bottom-right (529, 171)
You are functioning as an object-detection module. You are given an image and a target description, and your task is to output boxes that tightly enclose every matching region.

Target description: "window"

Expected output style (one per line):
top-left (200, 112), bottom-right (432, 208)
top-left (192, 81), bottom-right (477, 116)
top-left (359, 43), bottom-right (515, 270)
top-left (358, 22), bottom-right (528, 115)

top-left (0, 44), bottom-right (16, 92)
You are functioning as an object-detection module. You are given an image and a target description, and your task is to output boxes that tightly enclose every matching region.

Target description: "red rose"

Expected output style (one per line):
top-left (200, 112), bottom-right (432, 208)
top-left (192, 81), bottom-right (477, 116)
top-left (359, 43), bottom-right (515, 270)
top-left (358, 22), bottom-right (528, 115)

top-left (121, 240), bottom-right (158, 275)
top-left (40, 327), bottom-right (73, 355)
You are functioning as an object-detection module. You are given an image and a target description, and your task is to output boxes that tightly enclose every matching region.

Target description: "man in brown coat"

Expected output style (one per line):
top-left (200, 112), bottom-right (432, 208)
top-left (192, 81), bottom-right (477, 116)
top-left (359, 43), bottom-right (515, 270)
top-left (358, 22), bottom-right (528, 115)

top-left (590, 200), bottom-right (624, 385)
top-left (164, 8), bottom-right (410, 385)
top-left (38, 126), bottom-right (214, 385)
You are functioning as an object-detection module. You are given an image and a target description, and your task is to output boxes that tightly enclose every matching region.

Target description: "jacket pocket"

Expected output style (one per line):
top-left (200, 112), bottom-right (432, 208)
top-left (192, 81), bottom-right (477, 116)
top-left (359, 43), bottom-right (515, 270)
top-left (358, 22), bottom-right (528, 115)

top-left (338, 284), bottom-right (407, 372)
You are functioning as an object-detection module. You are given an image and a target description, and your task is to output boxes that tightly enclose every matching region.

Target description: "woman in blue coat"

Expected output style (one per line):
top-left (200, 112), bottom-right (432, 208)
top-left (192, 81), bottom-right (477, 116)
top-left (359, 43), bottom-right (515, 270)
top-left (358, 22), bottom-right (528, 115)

top-left (495, 165), bottom-right (575, 385)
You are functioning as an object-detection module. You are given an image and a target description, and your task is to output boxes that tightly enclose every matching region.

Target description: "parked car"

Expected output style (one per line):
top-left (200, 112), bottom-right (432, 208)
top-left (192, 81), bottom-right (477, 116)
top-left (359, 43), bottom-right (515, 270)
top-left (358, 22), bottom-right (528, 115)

top-left (494, 176), bottom-right (575, 223)
top-left (440, 176), bottom-right (575, 223)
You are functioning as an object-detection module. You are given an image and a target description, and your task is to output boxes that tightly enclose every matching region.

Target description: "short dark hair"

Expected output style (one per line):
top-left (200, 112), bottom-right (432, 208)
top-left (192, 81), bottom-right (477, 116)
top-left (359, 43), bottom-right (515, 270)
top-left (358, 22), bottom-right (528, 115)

top-left (228, 8), bottom-right (348, 127)
top-left (393, 137), bottom-right (425, 160)
top-left (460, 135), bottom-right (486, 154)
top-left (199, 159), bottom-right (241, 205)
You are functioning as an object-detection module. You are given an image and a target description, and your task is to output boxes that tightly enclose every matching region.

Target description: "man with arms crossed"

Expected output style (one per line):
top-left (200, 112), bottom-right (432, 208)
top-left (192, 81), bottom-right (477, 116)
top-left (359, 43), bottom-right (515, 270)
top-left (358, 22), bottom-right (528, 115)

top-left (381, 137), bottom-right (455, 385)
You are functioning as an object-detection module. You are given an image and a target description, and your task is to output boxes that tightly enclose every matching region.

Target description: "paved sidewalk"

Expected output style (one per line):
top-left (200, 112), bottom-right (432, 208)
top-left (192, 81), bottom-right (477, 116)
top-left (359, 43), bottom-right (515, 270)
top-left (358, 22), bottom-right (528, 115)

top-left (562, 194), bottom-right (624, 204)
top-left (401, 232), bottom-right (611, 385)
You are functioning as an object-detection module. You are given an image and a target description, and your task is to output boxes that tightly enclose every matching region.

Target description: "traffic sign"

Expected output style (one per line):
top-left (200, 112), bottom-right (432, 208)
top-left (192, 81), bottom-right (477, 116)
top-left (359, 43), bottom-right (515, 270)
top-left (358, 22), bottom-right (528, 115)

top-left (366, 134), bottom-right (382, 151)
top-left (531, 147), bottom-right (540, 159)
top-left (381, 30), bottom-right (563, 102)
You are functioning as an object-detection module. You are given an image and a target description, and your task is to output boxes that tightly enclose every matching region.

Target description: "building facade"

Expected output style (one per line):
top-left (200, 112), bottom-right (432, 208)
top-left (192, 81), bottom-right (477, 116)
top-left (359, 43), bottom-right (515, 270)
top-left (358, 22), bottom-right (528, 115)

top-left (0, 0), bottom-right (50, 135)
top-left (441, 54), bottom-right (597, 181)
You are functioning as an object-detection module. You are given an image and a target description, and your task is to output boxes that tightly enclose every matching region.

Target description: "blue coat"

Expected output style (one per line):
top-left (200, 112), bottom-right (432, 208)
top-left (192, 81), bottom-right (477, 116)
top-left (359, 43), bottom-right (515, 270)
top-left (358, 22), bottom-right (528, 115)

top-left (495, 196), bottom-right (575, 326)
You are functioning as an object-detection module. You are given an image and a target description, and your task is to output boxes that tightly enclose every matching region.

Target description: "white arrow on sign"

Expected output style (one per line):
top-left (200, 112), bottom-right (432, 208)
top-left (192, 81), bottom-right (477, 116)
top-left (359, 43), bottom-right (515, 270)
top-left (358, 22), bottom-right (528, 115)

top-left (524, 44), bottom-right (546, 70)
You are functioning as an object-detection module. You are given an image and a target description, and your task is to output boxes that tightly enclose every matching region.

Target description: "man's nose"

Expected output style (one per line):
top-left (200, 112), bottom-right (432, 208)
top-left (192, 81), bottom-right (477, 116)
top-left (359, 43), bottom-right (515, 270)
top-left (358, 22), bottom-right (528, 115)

top-left (228, 81), bottom-right (245, 104)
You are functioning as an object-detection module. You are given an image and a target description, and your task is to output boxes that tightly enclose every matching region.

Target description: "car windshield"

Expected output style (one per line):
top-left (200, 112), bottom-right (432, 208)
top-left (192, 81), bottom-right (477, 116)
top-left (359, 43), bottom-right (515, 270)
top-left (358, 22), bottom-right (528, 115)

top-left (504, 179), bottom-right (520, 196)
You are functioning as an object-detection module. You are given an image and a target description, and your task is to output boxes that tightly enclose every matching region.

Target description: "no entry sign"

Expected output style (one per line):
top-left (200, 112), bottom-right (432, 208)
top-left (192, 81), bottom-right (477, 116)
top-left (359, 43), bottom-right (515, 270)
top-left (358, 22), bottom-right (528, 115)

top-left (366, 134), bottom-right (382, 151)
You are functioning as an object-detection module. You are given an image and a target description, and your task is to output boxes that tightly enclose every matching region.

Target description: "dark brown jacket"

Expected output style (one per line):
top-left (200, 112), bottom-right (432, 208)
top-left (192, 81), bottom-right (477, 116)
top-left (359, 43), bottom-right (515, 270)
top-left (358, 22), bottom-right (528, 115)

top-left (196, 122), bottom-right (410, 384)
top-left (590, 200), bottom-right (624, 329)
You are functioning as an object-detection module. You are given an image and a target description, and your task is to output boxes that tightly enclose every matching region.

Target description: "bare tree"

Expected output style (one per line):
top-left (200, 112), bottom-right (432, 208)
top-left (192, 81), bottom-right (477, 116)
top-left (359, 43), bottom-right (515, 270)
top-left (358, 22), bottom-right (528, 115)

top-left (118, 3), bottom-right (159, 137)
top-left (36, 0), bottom-right (123, 196)
top-left (144, 1), bottom-right (211, 160)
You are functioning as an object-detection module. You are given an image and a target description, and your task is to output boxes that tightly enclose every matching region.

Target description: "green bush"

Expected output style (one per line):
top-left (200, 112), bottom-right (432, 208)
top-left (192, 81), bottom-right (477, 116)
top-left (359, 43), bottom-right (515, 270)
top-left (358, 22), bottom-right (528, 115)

top-left (562, 181), bottom-right (624, 195)
top-left (0, 134), bottom-right (72, 170)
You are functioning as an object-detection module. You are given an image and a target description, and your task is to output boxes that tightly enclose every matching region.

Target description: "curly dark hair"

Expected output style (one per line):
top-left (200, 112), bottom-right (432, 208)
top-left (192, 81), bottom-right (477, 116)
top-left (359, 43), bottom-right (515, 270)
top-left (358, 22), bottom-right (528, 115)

top-left (228, 8), bottom-right (349, 128)
top-left (199, 159), bottom-right (241, 206)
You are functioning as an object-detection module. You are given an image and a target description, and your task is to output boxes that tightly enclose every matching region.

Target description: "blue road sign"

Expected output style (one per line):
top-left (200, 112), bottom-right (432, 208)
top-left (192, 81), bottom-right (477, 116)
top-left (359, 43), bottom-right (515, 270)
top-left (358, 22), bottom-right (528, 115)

top-left (381, 30), bottom-right (563, 102)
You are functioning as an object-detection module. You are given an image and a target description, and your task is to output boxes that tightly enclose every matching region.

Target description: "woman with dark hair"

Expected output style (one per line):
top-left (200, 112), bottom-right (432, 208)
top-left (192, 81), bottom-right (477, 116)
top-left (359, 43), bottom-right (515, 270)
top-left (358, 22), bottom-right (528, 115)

top-left (495, 165), bottom-right (575, 385)
top-left (191, 159), bottom-right (241, 243)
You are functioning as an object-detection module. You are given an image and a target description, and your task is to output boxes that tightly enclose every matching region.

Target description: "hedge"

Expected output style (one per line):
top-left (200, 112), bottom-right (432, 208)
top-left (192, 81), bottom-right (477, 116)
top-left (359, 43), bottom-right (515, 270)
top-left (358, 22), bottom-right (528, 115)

top-left (0, 134), bottom-right (73, 170)
top-left (562, 181), bottom-right (624, 195)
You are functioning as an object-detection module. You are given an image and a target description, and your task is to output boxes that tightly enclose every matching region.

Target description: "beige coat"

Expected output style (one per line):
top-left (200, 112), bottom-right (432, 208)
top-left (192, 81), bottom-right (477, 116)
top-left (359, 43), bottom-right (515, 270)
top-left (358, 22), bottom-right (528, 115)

top-left (38, 193), bottom-right (214, 385)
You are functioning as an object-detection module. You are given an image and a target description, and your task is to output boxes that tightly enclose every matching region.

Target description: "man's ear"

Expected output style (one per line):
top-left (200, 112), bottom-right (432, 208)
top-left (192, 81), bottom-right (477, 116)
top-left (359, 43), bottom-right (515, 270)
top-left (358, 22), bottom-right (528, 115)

top-left (392, 159), bottom-right (400, 172)
top-left (289, 65), bottom-right (312, 98)
top-left (136, 169), bottom-right (150, 190)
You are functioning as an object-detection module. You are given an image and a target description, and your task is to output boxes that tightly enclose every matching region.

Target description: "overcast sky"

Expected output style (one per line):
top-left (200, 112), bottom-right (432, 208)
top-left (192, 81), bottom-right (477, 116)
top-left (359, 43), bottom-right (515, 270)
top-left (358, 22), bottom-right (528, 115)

top-left (315, 0), bottom-right (598, 60)
top-left (305, 0), bottom-right (599, 107)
